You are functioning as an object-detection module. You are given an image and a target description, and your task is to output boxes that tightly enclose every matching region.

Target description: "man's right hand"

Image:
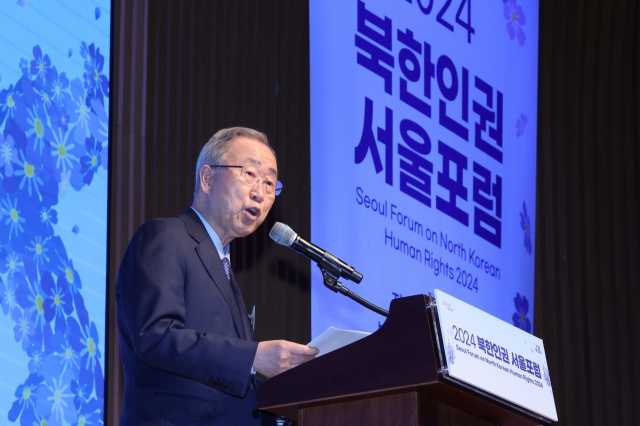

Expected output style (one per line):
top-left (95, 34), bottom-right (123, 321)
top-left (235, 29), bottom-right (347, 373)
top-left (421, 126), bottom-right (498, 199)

top-left (253, 340), bottom-right (319, 379)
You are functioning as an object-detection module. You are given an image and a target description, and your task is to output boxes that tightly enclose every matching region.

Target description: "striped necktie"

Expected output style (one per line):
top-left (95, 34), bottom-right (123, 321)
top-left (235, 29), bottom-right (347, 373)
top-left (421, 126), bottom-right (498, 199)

top-left (220, 256), bottom-right (251, 340)
top-left (221, 257), bottom-right (231, 282)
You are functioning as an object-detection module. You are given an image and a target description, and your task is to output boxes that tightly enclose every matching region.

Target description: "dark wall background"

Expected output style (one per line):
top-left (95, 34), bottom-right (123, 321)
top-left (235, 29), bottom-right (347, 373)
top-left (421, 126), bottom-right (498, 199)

top-left (534, 1), bottom-right (640, 425)
top-left (107, 1), bottom-right (639, 425)
top-left (107, 1), bottom-right (311, 424)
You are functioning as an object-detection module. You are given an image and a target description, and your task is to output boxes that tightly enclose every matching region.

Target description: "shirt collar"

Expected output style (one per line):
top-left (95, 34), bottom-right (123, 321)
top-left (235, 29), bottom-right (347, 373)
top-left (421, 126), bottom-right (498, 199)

top-left (190, 206), bottom-right (230, 261)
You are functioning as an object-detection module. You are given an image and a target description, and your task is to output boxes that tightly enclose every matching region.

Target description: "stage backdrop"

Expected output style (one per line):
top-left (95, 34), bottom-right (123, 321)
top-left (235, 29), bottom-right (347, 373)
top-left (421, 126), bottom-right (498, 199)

top-left (0, 1), bottom-right (110, 425)
top-left (310, 0), bottom-right (539, 336)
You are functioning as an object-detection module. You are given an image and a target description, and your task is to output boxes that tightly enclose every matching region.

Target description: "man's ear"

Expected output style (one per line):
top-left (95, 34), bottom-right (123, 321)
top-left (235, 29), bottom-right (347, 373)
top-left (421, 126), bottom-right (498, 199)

top-left (199, 165), bottom-right (215, 194)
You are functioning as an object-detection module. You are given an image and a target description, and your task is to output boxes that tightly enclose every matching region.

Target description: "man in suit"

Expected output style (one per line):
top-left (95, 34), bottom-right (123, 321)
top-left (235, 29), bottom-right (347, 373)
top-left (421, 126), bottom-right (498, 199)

top-left (116, 127), bottom-right (318, 425)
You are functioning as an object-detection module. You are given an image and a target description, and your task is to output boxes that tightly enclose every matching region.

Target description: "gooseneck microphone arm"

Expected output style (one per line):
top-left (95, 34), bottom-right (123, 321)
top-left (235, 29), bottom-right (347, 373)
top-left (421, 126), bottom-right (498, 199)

top-left (319, 267), bottom-right (389, 317)
top-left (270, 222), bottom-right (389, 317)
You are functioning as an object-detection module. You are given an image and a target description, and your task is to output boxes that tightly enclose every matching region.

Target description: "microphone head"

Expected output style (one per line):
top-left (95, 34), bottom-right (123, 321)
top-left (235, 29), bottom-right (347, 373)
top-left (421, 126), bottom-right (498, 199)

top-left (269, 222), bottom-right (298, 247)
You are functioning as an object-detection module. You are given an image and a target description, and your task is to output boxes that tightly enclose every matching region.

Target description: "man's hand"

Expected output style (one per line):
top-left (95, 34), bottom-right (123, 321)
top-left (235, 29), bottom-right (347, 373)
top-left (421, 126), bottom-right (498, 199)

top-left (253, 340), bottom-right (319, 378)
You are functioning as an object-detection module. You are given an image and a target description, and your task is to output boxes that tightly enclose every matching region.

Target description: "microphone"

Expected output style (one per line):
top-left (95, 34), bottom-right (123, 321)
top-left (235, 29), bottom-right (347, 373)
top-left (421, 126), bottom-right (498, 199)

top-left (269, 222), bottom-right (363, 283)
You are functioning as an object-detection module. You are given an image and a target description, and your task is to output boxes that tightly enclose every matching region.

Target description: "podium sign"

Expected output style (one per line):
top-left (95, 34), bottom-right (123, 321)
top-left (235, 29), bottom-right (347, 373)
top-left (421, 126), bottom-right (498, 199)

top-left (434, 289), bottom-right (558, 421)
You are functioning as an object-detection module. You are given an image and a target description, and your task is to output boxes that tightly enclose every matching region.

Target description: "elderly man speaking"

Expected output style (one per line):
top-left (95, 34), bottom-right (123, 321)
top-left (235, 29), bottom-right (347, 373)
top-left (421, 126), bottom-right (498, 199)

top-left (116, 127), bottom-right (318, 425)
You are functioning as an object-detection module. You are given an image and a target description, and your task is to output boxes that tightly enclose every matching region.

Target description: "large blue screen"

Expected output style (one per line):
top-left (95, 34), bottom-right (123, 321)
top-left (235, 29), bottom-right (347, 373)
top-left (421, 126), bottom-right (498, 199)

top-left (0, 2), bottom-right (110, 425)
top-left (310, 0), bottom-right (538, 337)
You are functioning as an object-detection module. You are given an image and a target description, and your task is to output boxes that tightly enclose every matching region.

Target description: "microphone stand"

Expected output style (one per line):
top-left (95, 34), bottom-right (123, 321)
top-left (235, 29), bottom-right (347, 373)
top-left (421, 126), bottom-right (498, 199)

top-left (319, 265), bottom-right (389, 317)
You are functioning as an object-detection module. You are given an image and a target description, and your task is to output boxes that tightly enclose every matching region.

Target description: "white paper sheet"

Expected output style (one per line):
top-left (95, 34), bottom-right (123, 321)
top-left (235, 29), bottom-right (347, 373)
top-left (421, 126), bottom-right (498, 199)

top-left (308, 326), bottom-right (371, 357)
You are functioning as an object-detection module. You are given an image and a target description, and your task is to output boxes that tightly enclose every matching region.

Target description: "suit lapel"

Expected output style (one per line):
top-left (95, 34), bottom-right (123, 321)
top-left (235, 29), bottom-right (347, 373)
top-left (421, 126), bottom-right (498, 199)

top-left (180, 208), bottom-right (247, 340)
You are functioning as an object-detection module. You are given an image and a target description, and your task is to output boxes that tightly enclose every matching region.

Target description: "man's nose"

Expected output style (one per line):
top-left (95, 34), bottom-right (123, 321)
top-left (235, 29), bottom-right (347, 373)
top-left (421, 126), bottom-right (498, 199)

top-left (250, 179), bottom-right (265, 201)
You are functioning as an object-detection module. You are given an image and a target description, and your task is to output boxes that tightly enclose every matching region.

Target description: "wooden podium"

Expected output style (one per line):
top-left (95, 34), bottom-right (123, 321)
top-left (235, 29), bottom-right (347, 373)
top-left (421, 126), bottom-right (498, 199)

top-left (258, 295), bottom-right (548, 426)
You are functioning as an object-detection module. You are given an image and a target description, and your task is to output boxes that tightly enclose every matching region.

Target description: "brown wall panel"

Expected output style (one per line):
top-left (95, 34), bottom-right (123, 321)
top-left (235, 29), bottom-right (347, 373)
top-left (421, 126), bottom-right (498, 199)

top-left (107, 1), bottom-right (310, 424)
top-left (107, 0), bottom-right (150, 424)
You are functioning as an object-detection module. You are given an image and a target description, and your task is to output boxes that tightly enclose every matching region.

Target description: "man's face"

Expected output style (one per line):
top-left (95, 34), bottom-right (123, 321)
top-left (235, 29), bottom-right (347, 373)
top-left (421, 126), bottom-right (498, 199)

top-left (203, 136), bottom-right (278, 245)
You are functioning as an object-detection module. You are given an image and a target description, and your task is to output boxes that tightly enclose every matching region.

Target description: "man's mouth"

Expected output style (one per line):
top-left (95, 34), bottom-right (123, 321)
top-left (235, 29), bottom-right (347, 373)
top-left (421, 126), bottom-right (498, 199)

top-left (245, 207), bottom-right (260, 218)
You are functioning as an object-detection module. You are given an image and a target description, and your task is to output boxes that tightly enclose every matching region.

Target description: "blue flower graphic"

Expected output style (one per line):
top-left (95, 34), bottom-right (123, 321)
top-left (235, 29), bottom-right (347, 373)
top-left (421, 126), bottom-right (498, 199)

top-left (19, 58), bottom-right (29, 76)
top-left (3, 115), bottom-right (29, 178)
top-left (69, 78), bottom-right (90, 137)
top-left (0, 132), bottom-right (19, 177)
top-left (49, 68), bottom-right (71, 108)
top-left (36, 356), bottom-right (77, 425)
top-left (1, 274), bottom-right (19, 314)
top-left (0, 39), bottom-right (109, 426)
top-left (15, 268), bottom-right (52, 350)
top-left (13, 77), bottom-right (49, 159)
top-left (8, 372), bottom-right (43, 424)
top-left (30, 46), bottom-right (52, 84)
top-left (49, 125), bottom-right (79, 175)
top-left (49, 236), bottom-right (83, 296)
top-left (51, 103), bottom-right (72, 134)
top-left (23, 104), bottom-right (50, 157)
top-left (80, 42), bottom-right (109, 101)
top-left (27, 236), bottom-right (50, 272)
top-left (503, 0), bottom-right (527, 46)
top-left (447, 340), bottom-right (455, 365)
top-left (58, 169), bottom-right (71, 199)
top-left (38, 206), bottom-right (58, 235)
top-left (34, 84), bottom-right (54, 113)
top-left (37, 67), bottom-right (65, 116)
top-left (516, 113), bottom-right (527, 138)
top-left (2, 248), bottom-right (25, 277)
top-left (74, 397), bottom-right (102, 426)
top-left (0, 84), bottom-right (22, 126)
top-left (79, 137), bottom-right (101, 185)
top-left (30, 413), bottom-right (51, 426)
top-left (8, 160), bottom-right (59, 223)
top-left (520, 201), bottom-right (532, 254)
top-left (70, 379), bottom-right (87, 411)
top-left (43, 270), bottom-right (73, 333)
top-left (88, 98), bottom-right (108, 170)
top-left (24, 203), bottom-right (57, 240)
top-left (1, 195), bottom-right (27, 243)
top-left (68, 318), bottom-right (103, 399)
top-left (12, 306), bottom-right (35, 350)
top-left (512, 292), bottom-right (532, 333)
top-left (52, 331), bottom-right (81, 377)
top-left (27, 343), bottom-right (46, 375)
top-left (12, 149), bottom-right (45, 198)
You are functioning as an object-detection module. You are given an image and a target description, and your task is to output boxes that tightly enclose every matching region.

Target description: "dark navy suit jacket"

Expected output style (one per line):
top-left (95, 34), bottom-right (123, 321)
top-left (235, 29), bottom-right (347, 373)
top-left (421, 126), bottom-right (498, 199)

top-left (116, 208), bottom-right (261, 425)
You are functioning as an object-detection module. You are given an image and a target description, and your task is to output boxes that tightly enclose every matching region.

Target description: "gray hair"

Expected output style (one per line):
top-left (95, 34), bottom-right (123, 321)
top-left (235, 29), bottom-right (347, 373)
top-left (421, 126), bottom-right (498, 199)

top-left (194, 127), bottom-right (274, 196)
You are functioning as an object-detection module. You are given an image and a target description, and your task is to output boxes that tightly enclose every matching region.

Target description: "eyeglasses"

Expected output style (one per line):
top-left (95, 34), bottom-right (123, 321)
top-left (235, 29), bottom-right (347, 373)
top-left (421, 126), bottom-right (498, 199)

top-left (209, 164), bottom-right (283, 196)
